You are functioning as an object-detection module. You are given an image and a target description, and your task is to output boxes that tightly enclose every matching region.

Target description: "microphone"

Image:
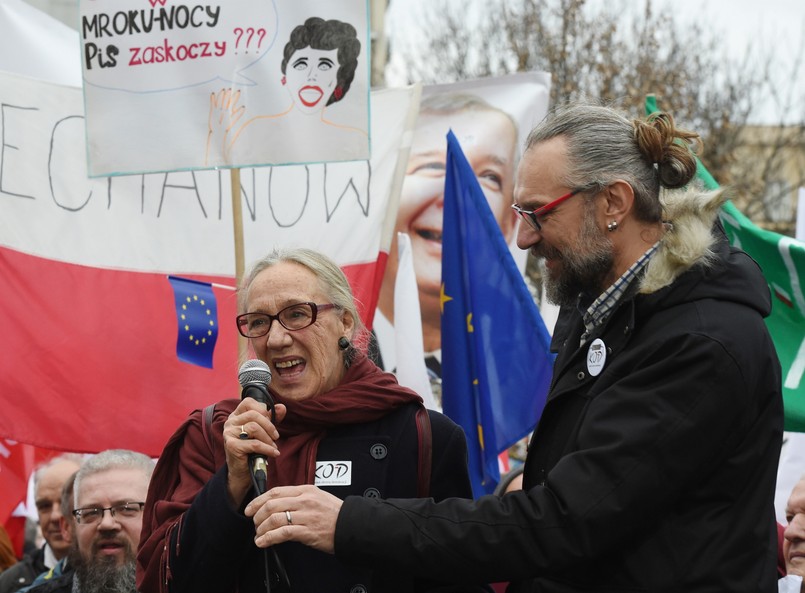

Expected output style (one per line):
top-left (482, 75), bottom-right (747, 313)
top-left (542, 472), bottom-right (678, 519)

top-left (238, 361), bottom-right (291, 591)
top-left (238, 359), bottom-right (274, 494)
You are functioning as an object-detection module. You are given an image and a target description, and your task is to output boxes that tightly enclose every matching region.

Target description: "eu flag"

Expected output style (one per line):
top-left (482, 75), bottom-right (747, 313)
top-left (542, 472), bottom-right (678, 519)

top-left (168, 276), bottom-right (218, 369)
top-left (441, 130), bottom-right (554, 497)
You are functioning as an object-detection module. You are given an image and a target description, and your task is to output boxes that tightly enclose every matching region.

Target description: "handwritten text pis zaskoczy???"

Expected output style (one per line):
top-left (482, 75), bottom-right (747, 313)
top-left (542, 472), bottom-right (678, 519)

top-left (82, 5), bottom-right (224, 69)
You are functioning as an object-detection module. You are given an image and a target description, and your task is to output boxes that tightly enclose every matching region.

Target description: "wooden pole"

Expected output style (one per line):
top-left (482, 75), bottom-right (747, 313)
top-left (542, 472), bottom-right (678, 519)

top-left (230, 167), bottom-right (248, 363)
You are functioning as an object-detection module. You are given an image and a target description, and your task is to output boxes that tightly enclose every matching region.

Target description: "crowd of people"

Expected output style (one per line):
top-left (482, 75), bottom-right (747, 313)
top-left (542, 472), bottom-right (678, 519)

top-left (0, 450), bottom-right (153, 593)
top-left (1, 101), bottom-right (796, 592)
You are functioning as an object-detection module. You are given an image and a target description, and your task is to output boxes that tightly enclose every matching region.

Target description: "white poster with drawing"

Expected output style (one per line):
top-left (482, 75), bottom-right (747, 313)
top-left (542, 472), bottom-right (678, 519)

top-left (79, 0), bottom-right (370, 176)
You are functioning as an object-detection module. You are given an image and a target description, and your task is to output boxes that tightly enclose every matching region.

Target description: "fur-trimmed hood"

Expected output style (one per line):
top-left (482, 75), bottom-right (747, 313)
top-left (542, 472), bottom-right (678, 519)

top-left (640, 185), bottom-right (727, 294)
top-left (637, 184), bottom-right (772, 318)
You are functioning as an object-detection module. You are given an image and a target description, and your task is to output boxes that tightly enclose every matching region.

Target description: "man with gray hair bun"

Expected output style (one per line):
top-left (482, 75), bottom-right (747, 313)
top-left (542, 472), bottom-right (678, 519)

top-left (246, 101), bottom-right (783, 592)
top-left (26, 450), bottom-right (153, 593)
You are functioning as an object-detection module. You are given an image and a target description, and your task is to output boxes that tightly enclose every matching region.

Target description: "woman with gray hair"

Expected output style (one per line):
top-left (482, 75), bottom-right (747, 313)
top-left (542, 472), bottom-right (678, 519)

top-left (138, 248), bottom-right (477, 593)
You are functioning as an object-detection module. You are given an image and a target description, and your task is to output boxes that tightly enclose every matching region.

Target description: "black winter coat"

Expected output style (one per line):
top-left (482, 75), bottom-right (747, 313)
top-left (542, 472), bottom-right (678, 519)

top-left (0, 546), bottom-right (46, 593)
top-left (335, 236), bottom-right (784, 592)
top-left (163, 403), bottom-right (478, 593)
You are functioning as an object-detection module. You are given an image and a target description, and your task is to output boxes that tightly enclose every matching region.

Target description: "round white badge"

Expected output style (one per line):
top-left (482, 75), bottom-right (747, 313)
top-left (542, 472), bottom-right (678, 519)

top-left (586, 338), bottom-right (607, 377)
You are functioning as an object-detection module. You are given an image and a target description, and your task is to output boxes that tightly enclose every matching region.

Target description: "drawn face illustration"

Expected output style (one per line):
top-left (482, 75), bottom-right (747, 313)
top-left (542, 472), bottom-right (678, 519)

top-left (285, 47), bottom-right (340, 114)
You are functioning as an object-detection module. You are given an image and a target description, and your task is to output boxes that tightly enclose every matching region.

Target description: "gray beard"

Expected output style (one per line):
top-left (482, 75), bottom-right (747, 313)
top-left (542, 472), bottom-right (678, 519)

top-left (73, 554), bottom-right (138, 593)
top-left (541, 209), bottom-right (614, 307)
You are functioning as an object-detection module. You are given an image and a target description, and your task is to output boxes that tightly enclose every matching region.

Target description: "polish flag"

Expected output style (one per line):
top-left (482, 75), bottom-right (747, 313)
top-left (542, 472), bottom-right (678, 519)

top-left (0, 71), bottom-right (419, 467)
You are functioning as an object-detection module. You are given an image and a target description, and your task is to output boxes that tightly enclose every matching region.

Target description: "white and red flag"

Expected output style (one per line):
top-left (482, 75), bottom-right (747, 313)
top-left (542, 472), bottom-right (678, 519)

top-left (0, 71), bottom-right (418, 461)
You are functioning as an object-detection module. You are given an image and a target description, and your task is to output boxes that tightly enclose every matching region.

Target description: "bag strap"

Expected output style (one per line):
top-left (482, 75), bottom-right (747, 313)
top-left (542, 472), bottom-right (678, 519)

top-left (415, 405), bottom-right (432, 497)
top-left (201, 403), bottom-right (217, 453)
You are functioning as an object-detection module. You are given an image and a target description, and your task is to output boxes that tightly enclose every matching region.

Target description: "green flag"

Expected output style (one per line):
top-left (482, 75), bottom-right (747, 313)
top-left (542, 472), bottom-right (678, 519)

top-left (646, 96), bottom-right (805, 430)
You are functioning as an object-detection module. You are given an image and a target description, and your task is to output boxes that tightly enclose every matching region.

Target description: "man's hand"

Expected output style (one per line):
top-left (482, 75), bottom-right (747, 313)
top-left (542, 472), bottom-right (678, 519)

top-left (245, 485), bottom-right (343, 554)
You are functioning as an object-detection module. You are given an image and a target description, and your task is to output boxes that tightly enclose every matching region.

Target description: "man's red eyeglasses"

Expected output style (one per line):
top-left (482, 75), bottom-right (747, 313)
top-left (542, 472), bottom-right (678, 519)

top-left (511, 189), bottom-right (580, 232)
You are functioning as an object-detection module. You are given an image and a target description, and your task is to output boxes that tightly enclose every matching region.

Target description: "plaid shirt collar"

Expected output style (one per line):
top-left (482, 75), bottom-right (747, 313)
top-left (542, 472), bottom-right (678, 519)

top-left (579, 241), bottom-right (661, 346)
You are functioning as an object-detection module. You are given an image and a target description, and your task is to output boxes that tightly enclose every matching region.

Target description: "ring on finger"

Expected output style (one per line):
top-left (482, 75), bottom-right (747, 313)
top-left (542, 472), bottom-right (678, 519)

top-left (238, 425), bottom-right (249, 440)
top-left (285, 510), bottom-right (292, 525)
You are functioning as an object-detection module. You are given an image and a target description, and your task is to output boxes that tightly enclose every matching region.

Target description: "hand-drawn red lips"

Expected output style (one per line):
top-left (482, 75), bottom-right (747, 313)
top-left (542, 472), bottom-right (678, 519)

top-left (298, 86), bottom-right (324, 107)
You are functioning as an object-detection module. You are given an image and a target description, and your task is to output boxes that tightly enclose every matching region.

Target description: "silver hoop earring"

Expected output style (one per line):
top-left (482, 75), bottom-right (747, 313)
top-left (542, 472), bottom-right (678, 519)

top-left (607, 220), bottom-right (619, 232)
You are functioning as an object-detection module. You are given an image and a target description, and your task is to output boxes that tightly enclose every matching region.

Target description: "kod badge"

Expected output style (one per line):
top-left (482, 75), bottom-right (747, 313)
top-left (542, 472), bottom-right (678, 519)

top-left (315, 461), bottom-right (352, 486)
top-left (587, 338), bottom-right (606, 377)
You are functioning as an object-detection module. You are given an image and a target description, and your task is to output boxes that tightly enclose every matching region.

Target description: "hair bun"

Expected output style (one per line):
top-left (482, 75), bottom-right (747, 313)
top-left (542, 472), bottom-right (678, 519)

top-left (633, 112), bottom-right (699, 189)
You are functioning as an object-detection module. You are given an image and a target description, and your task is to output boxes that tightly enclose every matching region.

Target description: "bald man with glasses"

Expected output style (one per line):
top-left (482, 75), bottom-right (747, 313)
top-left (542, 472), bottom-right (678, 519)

top-left (0, 455), bottom-right (81, 593)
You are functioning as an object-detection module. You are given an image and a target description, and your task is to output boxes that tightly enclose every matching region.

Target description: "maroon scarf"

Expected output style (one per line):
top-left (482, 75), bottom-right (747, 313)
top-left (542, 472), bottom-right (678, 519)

top-left (137, 355), bottom-right (421, 593)
top-left (269, 353), bottom-right (423, 486)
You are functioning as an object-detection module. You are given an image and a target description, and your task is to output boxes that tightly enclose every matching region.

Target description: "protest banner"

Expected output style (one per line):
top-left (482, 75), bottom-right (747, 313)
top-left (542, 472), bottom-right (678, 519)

top-left (79, 0), bottom-right (371, 175)
top-left (0, 70), bottom-right (419, 457)
top-left (0, 0), bottom-right (82, 87)
top-left (2, 0), bottom-right (413, 544)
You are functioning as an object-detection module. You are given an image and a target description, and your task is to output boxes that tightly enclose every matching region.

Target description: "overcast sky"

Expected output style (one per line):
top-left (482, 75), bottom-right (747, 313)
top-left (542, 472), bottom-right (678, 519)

top-left (385, 0), bottom-right (805, 124)
top-left (669, 0), bottom-right (804, 123)
top-left (17, 0), bottom-right (804, 123)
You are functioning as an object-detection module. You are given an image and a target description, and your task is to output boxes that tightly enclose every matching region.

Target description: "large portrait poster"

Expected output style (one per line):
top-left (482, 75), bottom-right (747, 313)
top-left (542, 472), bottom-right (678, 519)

top-left (373, 72), bottom-right (552, 396)
top-left (79, 0), bottom-right (370, 176)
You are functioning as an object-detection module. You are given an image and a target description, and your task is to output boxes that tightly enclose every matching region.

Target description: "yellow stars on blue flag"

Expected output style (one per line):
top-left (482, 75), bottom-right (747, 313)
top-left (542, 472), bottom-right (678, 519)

top-left (168, 276), bottom-right (219, 368)
top-left (440, 283), bottom-right (453, 313)
top-left (441, 130), bottom-right (554, 497)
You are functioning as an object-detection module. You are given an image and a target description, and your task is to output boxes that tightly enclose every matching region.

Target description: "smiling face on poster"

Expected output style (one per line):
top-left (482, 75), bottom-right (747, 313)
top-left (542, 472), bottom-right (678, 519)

top-left (372, 73), bottom-right (552, 379)
top-left (78, 0), bottom-right (370, 177)
top-left (395, 103), bottom-right (518, 306)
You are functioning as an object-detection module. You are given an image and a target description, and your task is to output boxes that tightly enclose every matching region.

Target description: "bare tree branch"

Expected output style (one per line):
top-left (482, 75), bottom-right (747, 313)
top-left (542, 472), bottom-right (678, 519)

top-left (387, 0), bottom-right (805, 236)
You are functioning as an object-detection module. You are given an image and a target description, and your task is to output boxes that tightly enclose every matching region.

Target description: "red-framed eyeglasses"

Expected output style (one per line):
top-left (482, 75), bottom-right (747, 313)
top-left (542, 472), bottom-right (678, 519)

top-left (511, 190), bottom-right (580, 232)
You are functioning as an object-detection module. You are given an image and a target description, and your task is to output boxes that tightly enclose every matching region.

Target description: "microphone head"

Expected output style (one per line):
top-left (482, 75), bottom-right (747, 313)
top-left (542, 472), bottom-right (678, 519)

top-left (238, 359), bottom-right (272, 387)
